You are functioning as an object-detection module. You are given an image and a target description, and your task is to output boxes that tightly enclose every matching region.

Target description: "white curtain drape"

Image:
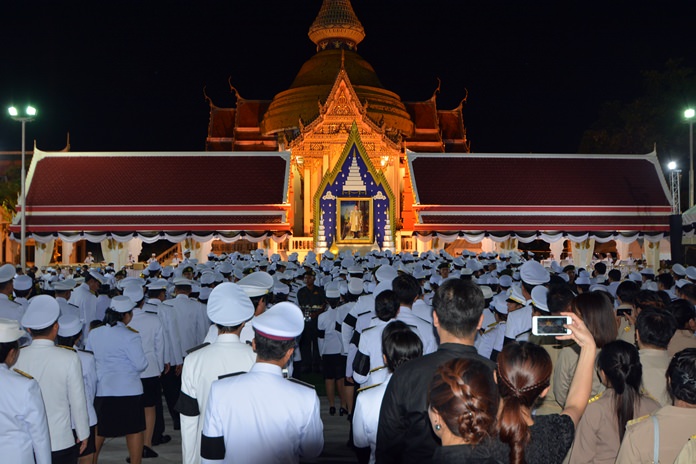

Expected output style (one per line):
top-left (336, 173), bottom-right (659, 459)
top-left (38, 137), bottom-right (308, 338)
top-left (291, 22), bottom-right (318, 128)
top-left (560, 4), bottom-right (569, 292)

top-left (61, 241), bottom-right (73, 265)
top-left (101, 238), bottom-right (128, 269)
top-left (34, 240), bottom-right (54, 268)
top-left (549, 241), bottom-right (565, 262)
top-left (128, 238), bottom-right (143, 264)
top-left (480, 238), bottom-right (495, 253)
top-left (616, 241), bottom-right (631, 261)
top-left (570, 238), bottom-right (595, 270)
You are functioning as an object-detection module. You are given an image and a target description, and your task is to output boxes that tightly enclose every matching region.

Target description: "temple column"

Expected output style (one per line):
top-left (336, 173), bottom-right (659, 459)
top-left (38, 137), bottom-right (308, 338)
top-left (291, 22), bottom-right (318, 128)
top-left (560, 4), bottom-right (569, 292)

top-left (303, 166), bottom-right (311, 236)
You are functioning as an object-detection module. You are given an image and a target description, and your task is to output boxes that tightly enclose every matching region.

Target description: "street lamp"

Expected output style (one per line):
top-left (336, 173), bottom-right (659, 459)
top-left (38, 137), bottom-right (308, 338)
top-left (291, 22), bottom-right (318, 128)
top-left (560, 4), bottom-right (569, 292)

top-left (8, 105), bottom-right (37, 272)
top-left (685, 108), bottom-right (695, 207)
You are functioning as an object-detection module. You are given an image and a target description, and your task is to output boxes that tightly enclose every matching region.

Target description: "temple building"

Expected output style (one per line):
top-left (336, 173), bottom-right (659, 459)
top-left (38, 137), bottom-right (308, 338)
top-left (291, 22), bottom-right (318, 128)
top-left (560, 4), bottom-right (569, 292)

top-left (8, 0), bottom-right (673, 270)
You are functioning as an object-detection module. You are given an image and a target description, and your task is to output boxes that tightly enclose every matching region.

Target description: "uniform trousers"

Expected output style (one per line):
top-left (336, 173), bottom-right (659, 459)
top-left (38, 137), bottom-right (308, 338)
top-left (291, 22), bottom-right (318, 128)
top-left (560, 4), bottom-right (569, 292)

top-left (52, 444), bottom-right (79, 464)
top-left (160, 369), bottom-right (181, 429)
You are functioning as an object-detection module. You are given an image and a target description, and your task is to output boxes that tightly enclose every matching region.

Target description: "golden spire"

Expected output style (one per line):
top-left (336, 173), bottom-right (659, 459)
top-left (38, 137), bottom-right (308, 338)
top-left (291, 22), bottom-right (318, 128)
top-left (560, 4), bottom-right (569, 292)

top-left (308, 0), bottom-right (365, 52)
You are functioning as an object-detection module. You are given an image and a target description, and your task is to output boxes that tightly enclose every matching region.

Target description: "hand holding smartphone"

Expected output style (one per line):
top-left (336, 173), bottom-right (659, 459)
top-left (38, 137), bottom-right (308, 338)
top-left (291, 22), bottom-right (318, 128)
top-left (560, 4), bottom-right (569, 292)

top-left (532, 315), bottom-right (572, 336)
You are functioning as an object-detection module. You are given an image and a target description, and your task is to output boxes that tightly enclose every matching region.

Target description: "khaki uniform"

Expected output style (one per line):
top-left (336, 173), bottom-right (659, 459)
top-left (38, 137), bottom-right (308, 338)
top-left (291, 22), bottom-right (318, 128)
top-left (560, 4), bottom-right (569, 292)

top-left (616, 310), bottom-right (635, 344)
top-left (553, 344), bottom-right (604, 408)
top-left (668, 329), bottom-right (696, 356)
top-left (639, 349), bottom-right (671, 406)
top-left (569, 390), bottom-right (660, 464)
top-left (616, 405), bottom-right (696, 463)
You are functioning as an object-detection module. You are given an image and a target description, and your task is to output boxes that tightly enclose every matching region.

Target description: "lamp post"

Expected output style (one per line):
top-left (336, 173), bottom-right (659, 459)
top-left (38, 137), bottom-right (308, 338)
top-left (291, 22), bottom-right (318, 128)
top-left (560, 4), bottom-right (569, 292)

top-left (8, 105), bottom-right (37, 272)
top-left (685, 108), bottom-right (695, 207)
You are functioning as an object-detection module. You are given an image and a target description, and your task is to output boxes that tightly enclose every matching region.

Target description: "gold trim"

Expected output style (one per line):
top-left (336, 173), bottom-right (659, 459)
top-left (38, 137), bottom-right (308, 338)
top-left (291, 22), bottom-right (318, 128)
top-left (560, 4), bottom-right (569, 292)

top-left (313, 122), bottom-right (396, 247)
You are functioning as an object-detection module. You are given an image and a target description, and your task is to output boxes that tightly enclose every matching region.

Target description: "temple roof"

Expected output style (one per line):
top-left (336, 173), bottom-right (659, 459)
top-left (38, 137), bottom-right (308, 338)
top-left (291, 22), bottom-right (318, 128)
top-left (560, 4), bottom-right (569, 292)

top-left (12, 149), bottom-right (291, 233)
top-left (408, 151), bottom-right (671, 233)
top-left (308, 0), bottom-right (365, 50)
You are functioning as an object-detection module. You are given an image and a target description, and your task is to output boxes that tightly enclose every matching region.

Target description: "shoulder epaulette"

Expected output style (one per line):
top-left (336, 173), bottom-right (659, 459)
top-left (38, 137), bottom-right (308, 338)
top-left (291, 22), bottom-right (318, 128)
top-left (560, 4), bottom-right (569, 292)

top-left (362, 325), bottom-right (376, 332)
top-left (162, 301), bottom-right (175, 307)
top-left (486, 321), bottom-right (498, 328)
top-left (357, 310), bottom-right (371, 317)
top-left (624, 325), bottom-right (632, 333)
top-left (218, 371), bottom-right (244, 380)
top-left (369, 365), bottom-right (386, 374)
top-left (627, 414), bottom-right (651, 427)
top-left (588, 391), bottom-right (603, 404)
top-left (57, 344), bottom-right (76, 352)
top-left (186, 342), bottom-right (210, 355)
top-left (358, 382), bottom-right (383, 393)
top-left (69, 303), bottom-right (79, 308)
top-left (145, 310), bottom-right (158, 315)
top-left (483, 322), bottom-right (500, 335)
top-left (79, 349), bottom-right (94, 355)
top-left (126, 326), bottom-right (139, 333)
top-left (288, 377), bottom-right (315, 389)
top-left (13, 368), bottom-right (33, 379)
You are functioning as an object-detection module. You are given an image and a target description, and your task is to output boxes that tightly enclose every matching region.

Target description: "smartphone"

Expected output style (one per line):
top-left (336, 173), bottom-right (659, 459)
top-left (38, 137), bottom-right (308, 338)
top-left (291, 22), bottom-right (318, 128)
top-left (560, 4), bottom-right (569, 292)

top-left (532, 316), bottom-right (572, 336)
top-left (616, 307), bottom-right (632, 317)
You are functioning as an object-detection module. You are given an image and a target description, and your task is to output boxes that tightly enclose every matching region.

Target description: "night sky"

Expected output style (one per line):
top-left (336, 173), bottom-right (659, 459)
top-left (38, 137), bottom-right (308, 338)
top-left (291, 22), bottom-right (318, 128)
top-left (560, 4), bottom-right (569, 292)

top-left (1, 0), bottom-right (694, 155)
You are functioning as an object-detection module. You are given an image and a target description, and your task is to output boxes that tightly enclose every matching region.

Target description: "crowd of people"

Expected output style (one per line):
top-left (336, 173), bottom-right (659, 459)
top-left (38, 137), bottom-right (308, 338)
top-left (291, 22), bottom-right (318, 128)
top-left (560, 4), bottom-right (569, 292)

top-left (1, 246), bottom-right (696, 464)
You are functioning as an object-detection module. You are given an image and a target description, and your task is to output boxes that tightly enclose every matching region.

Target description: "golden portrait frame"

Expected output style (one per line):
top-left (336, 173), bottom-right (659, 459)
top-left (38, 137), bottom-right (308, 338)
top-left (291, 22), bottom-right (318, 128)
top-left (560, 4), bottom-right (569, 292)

top-left (336, 197), bottom-right (373, 244)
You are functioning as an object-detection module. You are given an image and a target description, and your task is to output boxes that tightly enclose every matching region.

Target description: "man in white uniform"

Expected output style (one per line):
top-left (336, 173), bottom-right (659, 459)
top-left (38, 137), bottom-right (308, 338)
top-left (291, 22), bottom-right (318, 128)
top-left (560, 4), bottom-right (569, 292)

top-left (15, 296), bottom-right (90, 464)
top-left (0, 318), bottom-right (51, 464)
top-left (201, 302), bottom-right (324, 463)
top-left (177, 282), bottom-right (256, 464)
top-left (69, 270), bottom-right (106, 344)
top-left (0, 264), bottom-right (23, 323)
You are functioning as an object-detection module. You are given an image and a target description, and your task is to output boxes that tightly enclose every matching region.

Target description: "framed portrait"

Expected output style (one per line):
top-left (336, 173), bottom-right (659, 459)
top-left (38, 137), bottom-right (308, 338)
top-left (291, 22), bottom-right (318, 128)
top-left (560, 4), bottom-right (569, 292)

top-left (336, 197), bottom-right (373, 244)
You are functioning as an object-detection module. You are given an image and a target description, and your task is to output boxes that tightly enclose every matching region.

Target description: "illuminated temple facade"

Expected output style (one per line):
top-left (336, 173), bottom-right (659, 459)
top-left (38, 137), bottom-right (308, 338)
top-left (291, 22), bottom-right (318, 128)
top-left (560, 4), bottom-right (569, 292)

top-left (205, 0), bottom-right (469, 243)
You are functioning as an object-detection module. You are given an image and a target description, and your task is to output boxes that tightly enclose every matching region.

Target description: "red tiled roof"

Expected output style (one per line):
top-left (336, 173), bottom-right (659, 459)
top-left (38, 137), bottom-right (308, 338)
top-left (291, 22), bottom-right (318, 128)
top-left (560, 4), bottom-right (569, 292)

top-left (408, 152), bottom-right (671, 233)
top-left (13, 150), bottom-right (291, 234)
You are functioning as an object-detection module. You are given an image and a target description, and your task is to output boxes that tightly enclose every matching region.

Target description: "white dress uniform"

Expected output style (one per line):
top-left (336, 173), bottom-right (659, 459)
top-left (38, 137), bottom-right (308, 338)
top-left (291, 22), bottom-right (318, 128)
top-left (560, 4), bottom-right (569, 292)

top-left (14, 339), bottom-right (90, 452)
top-left (0, 292), bottom-right (23, 322)
top-left (0, 363), bottom-right (52, 464)
top-left (201, 363), bottom-right (324, 464)
top-left (475, 321), bottom-right (506, 360)
top-left (56, 296), bottom-right (80, 320)
top-left (162, 294), bottom-right (208, 356)
top-left (87, 322), bottom-right (148, 397)
top-left (353, 376), bottom-right (391, 464)
top-left (505, 303), bottom-right (533, 342)
top-left (395, 306), bottom-right (437, 354)
top-left (177, 334), bottom-right (256, 464)
top-left (128, 307), bottom-right (165, 379)
top-left (74, 347), bottom-right (99, 428)
top-left (412, 298), bottom-right (433, 324)
top-left (317, 306), bottom-right (349, 356)
top-left (69, 283), bottom-right (98, 342)
top-left (144, 298), bottom-right (182, 366)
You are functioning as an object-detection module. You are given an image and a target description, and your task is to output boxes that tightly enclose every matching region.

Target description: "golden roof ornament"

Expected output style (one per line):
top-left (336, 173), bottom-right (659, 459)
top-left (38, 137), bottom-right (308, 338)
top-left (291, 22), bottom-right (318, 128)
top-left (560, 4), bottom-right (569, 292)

top-left (308, 0), bottom-right (365, 51)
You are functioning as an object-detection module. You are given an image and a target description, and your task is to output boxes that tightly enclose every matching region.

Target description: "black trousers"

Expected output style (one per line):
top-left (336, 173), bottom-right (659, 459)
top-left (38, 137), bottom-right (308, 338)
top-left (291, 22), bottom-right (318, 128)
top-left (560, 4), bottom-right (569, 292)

top-left (299, 318), bottom-right (321, 372)
top-left (52, 444), bottom-right (79, 464)
top-left (160, 368), bottom-right (181, 428)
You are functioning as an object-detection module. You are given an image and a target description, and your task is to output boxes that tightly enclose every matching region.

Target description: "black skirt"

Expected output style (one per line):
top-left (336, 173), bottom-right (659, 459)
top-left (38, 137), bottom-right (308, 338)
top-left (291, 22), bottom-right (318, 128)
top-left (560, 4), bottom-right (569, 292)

top-left (94, 395), bottom-right (146, 437)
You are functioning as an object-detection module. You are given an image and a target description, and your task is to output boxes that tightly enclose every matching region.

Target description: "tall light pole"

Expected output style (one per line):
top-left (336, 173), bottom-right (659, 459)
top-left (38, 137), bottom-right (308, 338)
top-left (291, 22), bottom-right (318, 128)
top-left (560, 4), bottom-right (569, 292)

top-left (8, 105), bottom-right (37, 271)
top-left (685, 108), bottom-right (695, 207)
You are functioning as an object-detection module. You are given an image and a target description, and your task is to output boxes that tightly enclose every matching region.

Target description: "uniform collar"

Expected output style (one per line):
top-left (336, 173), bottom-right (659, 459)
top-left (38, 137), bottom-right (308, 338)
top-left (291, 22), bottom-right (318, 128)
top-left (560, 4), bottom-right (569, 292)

top-left (250, 362), bottom-right (283, 377)
top-left (216, 333), bottom-right (242, 343)
top-left (31, 338), bottom-right (56, 347)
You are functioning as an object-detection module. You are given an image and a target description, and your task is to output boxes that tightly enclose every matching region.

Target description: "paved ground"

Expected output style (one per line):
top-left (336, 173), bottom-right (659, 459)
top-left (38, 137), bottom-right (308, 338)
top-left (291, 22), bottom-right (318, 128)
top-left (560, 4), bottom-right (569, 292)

top-left (97, 395), bottom-right (358, 463)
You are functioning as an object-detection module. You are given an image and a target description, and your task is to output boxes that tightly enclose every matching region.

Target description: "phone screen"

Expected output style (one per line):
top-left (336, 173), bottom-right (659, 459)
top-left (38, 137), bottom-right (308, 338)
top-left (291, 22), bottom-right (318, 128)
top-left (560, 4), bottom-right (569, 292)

top-left (533, 316), bottom-right (571, 336)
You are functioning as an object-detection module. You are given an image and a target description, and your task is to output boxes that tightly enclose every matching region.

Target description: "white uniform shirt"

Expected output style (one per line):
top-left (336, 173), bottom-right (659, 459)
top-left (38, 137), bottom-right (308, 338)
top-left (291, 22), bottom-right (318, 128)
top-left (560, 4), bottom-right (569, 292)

top-left (0, 293), bottom-right (23, 322)
top-left (69, 283), bottom-right (98, 342)
top-left (75, 348), bottom-right (98, 427)
top-left (87, 322), bottom-right (148, 397)
top-left (178, 333), bottom-right (256, 464)
top-left (412, 299), bottom-right (433, 324)
top-left (56, 297), bottom-right (80, 320)
top-left (505, 304), bottom-right (533, 342)
top-left (163, 294), bottom-right (208, 358)
top-left (0, 364), bottom-right (51, 464)
top-left (14, 339), bottom-right (90, 451)
top-left (396, 306), bottom-right (437, 354)
top-left (475, 321), bottom-right (506, 360)
top-left (318, 307), bottom-right (346, 356)
top-left (353, 376), bottom-right (391, 464)
top-left (144, 298), bottom-right (181, 366)
top-left (352, 318), bottom-right (391, 386)
top-left (201, 362), bottom-right (323, 464)
top-left (128, 307), bottom-right (165, 378)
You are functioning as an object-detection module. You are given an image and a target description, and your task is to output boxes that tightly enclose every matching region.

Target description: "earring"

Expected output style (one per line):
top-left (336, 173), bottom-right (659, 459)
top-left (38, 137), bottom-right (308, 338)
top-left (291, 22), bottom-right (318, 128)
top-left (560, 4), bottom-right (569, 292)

top-left (435, 424), bottom-right (441, 431)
